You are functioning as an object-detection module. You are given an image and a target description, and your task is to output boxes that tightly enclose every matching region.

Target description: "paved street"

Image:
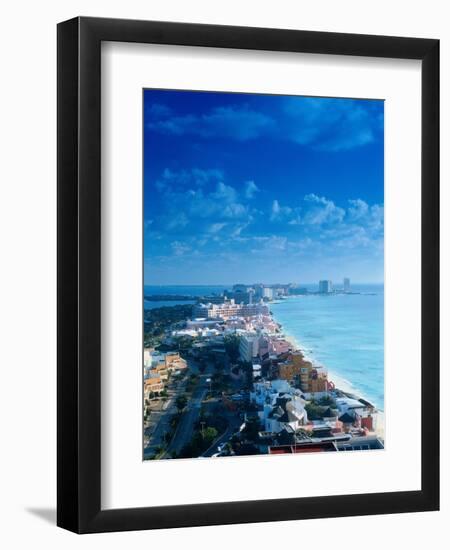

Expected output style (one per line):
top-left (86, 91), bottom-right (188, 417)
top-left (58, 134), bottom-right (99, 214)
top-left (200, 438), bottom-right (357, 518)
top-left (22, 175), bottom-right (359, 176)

top-left (144, 357), bottom-right (245, 459)
top-left (143, 376), bottom-right (187, 458)
top-left (166, 376), bottom-right (208, 456)
top-left (202, 412), bottom-right (242, 457)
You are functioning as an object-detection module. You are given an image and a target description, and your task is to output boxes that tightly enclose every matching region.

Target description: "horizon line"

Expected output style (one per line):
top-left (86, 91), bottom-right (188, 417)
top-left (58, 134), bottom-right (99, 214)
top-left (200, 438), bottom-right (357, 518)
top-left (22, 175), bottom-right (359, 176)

top-left (144, 281), bottom-right (385, 286)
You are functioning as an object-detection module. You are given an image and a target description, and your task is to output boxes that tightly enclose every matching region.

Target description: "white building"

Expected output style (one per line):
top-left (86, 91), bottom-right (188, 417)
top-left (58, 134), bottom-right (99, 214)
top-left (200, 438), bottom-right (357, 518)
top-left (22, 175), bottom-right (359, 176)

top-left (193, 300), bottom-right (269, 320)
top-left (239, 333), bottom-right (260, 362)
top-left (260, 395), bottom-right (307, 433)
top-left (251, 379), bottom-right (307, 434)
top-left (262, 287), bottom-right (273, 300)
top-left (252, 364), bottom-right (262, 379)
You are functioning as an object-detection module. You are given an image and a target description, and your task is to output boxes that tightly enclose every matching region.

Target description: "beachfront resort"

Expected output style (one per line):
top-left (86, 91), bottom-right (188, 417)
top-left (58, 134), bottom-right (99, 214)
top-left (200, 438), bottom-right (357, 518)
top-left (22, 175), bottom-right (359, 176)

top-left (143, 281), bottom-right (384, 460)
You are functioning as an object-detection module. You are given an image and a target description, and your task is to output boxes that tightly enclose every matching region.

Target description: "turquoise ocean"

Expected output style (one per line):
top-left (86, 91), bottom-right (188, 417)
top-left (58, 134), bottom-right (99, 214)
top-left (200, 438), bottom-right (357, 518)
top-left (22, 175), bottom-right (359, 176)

top-left (144, 284), bottom-right (384, 411)
top-left (271, 284), bottom-right (384, 410)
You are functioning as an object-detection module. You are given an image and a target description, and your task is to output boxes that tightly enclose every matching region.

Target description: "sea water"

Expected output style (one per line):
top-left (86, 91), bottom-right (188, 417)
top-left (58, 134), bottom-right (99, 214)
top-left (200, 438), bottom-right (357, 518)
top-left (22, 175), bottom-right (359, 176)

top-left (144, 283), bottom-right (384, 411)
top-left (271, 284), bottom-right (384, 411)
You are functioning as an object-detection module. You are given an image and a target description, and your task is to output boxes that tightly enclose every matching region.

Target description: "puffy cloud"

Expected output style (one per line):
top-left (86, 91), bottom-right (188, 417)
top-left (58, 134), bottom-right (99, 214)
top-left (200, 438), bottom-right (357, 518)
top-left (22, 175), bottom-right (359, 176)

top-left (368, 204), bottom-right (384, 231)
top-left (146, 103), bottom-right (173, 119)
top-left (223, 202), bottom-right (248, 219)
top-left (150, 168), bottom-right (255, 240)
top-left (149, 104), bottom-right (274, 141)
top-left (208, 223), bottom-right (227, 234)
top-left (170, 241), bottom-right (191, 256)
top-left (348, 198), bottom-right (370, 220)
top-left (334, 227), bottom-right (372, 249)
top-left (303, 193), bottom-right (345, 225)
top-left (212, 182), bottom-right (237, 203)
top-left (347, 200), bottom-right (383, 233)
top-left (270, 199), bottom-right (292, 221)
top-left (282, 97), bottom-right (381, 151)
top-left (244, 180), bottom-right (259, 198)
top-left (251, 235), bottom-right (287, 254)
top-left (155, 167), bottom-right (224, 192)
top-left (147, 96), bottom-right (383, 151)
top-left (165, 213), bottom-right (189, 231)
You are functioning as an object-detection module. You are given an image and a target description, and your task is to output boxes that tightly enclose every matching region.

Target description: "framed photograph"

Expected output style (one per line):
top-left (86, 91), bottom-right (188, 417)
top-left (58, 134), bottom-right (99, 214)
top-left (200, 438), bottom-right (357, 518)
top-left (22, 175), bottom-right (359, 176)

top-left (57, 17), bottom-right (439, 533)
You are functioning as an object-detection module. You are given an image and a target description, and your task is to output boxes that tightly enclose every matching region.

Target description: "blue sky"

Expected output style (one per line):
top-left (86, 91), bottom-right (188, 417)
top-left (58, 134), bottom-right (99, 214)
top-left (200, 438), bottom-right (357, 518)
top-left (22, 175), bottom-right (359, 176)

top-left (143, 89), bottom-right (384, 285)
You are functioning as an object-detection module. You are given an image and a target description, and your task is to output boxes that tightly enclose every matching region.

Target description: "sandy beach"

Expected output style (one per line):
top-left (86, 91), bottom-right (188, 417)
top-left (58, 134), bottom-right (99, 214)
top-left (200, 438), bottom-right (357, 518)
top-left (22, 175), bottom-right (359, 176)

top-left (275, 316), bottom-right (385, 439)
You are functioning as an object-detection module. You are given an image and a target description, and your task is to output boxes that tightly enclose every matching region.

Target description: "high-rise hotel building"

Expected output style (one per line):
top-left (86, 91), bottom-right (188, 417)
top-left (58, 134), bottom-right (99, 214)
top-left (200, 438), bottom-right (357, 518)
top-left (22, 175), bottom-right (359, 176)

top-left (318, 280), bottom-right (333, 294)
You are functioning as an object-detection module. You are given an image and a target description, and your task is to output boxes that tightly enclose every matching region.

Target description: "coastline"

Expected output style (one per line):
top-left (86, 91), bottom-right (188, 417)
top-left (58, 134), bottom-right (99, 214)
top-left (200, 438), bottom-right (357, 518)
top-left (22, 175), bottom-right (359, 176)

top-left (270, 307), bottom-right (384, 438)
top-left (280, 324), bottom-right (385, 442)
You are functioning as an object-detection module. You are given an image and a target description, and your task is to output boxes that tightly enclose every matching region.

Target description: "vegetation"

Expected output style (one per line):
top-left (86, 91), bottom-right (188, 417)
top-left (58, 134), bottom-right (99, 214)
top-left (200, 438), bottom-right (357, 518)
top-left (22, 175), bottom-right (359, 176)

top-left (211, 372), bottom-right (232, 393)
top-left (239, 360), bottom-right (254, 389)
top-left (145, 294), bottom-right (197, 301)
top-left (198, 362), bottom-right (207, 374)
top-left (144, 304), bottom-right (193, 347)
top-left (305, 401), bottom-right (328, 421)
top-left (175, 395), bottom-right (188, 412)
top-left (170, 412), bottom-right (182, 430)
top-left (224, 334), bottom-right (241, 363)
top-left (179, 425), bottom-right (219, 458)
top-left (317, 394), bottom-right (337, 407)
top-left (186, 373), bottom-right (199, 392)
top-left (197, 403), bottom-right (228, 434)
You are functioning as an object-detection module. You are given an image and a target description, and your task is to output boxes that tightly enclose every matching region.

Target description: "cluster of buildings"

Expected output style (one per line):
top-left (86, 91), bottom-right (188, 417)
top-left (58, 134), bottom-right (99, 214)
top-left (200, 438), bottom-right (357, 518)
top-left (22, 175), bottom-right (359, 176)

top-left (318, 277), bottom-right (351, 294)
top-left (222, 283), bottom-right (292, 304)
top-left (194, 278), bottom-right (352, 303)
top-left (249, 379), bottom-right (381, 454)
top-left (192, 299), bottom-right (270, 320)
top-left (194, 293), bottom-right (382, 452)
top-left (143, 350), bottom-right (187, 400)
top-left (144, 279), bottom-right (383, 456)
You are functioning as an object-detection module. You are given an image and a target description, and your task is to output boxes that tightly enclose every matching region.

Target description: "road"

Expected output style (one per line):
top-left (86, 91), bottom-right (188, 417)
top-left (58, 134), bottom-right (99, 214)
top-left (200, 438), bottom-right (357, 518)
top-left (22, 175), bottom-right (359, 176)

top-left (165, 377), bottom-right (207, 456)
top-left (202, 412), bottom-right (242, 457)
top-left (143, 376), bottom-right (187, 458)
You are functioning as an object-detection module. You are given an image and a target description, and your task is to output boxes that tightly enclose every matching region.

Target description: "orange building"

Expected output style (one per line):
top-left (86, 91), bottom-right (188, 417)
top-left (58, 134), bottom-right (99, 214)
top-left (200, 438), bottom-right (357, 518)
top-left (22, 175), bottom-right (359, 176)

top-left (144, 377), bottom-right (164, 398)
top-left (164, 352), bottom-right (187, 370)
top-left (278, 351), bottom-right (328, 392)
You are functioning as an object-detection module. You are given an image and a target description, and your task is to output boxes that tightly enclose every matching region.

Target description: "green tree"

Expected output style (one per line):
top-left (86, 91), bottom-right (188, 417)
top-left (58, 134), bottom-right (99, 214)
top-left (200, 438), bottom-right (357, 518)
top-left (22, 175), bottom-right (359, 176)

top-left (203, 426), bottom-right (218, 443)
top-left (318, 394), bottom-right (336, 407)
top-left (175, 395), bottom-right (188, 412)
top-left (305, 402), bottom-right (327, 421)
top-left (224, 334), bottom-right (241, 363)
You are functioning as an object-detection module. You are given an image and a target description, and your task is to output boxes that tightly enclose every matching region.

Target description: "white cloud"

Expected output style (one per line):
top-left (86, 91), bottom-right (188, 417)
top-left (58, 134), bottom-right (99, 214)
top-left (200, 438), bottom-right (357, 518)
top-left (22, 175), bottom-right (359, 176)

top-left (244, 180), bottom-right (259, 199)
top-left (212, 181), bottom-right (237, 203)
top-left (270, 199), bottom-right (292, 221)
top-left (208, 223), bottom-right (226, 234)
top-left (155, 167), bottom-right (224, 191)
top-left (368, 204), bottom-right (384, 231)
top-left (303, 193), bottom-right (345, 225)
top-left (282, 97), bottom-right (381, 151)
top-left (251, 235), bottom-right (287, 254)
top-left (149, 104), bottom-right (274, 141)
top-left (147, 96), bottom-right (383, 151)
top-left (348, 198), bottom-right (369, 220)
top-left (165, 213), bottom-right (189, 231)
top-left (170, 241), bottom-right (191, 256)
top-left (146, 103), bottom-right (173, 119)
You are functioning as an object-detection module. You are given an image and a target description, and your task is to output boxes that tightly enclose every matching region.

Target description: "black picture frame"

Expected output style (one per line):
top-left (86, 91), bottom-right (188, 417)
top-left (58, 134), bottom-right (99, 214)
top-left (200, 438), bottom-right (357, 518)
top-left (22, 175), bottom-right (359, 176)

top-left (57, 16), bottom-right (439, 534)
